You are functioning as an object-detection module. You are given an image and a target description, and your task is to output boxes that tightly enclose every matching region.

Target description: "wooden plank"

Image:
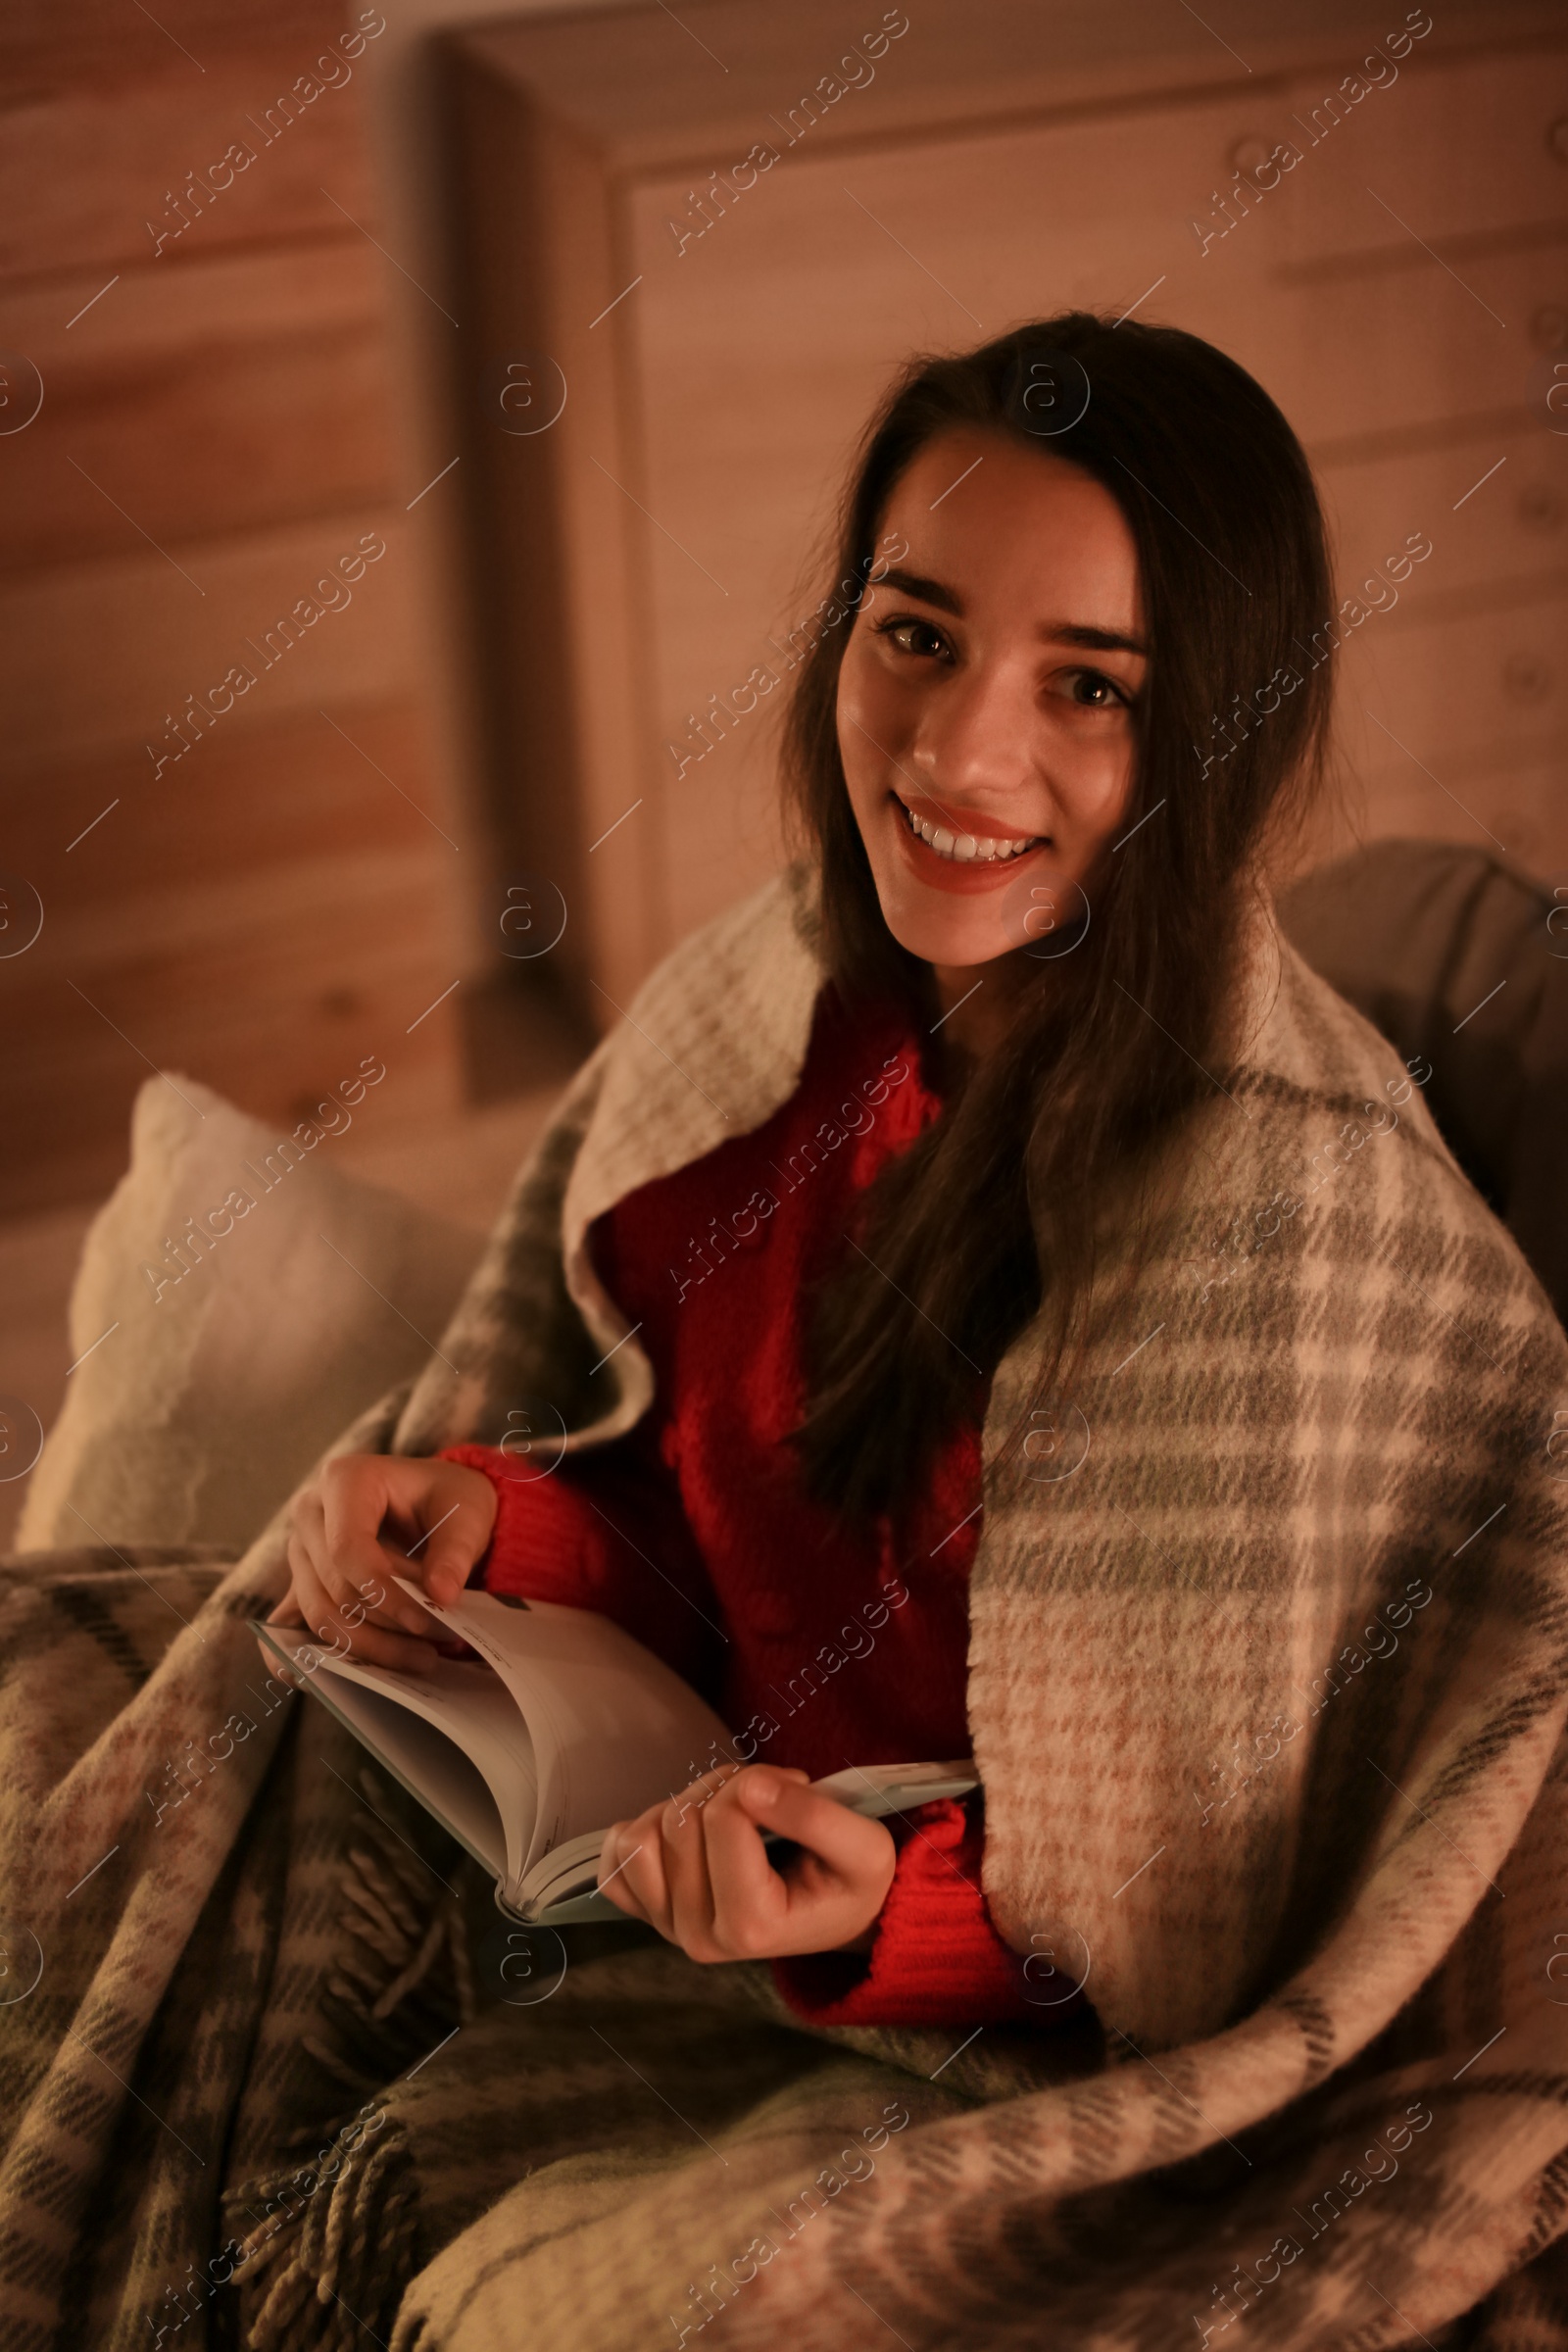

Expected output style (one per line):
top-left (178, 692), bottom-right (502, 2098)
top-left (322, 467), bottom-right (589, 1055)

top-left (1334, 591), bottom-right (1568, 808)
top-left (1251, 258), bottom-right (1561, 449)
top-left (0, 28), bottom-right (383, 280)
top-left (3, 849), bottom-right (455, 1031)
top-left (0, 862), bottom-right (464, 1219)
top-left (3, 699), bottom-right (458, 927)
top-left (454, 0), bottom-right (1555, 175)
top-left (1, 2), bottom-right (343, 86)
top-left (1272, 47), bottom-right (1568, 271)
top-left (0, 1064), bottom-right (462, 1225)
top-left (0, 700), bottom-right (467, 1216)
top-left (1345, 753), bottom-right (1568, 878)
top-left (1319, 416), bottom-right (1568, 604)
top-left (0, 242), bottom-right (395, 573)
top-left (0, 511), bottom-right (417, 768)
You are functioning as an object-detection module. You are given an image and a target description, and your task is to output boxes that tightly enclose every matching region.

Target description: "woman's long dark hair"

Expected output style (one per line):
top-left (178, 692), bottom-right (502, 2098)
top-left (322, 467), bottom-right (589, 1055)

top-left (785, 312), bottom-right (1335, 1523)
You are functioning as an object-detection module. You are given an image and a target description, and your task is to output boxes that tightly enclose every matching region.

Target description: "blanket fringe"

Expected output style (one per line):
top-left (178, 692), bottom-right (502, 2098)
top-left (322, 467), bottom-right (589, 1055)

top-left (233, 2116), bottom-right (420, 2352)
top-left (299, 1765), bottom-right (474, 2096)
top-left (225, 1766), bottom-right (471, 2346)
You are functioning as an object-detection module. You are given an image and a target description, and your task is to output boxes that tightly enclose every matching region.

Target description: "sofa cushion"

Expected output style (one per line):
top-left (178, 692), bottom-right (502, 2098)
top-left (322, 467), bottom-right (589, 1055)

top-left (1278, 839), bottom-right (1568, 1326)
top-left (15, 1075), bottom-right (485, 1554)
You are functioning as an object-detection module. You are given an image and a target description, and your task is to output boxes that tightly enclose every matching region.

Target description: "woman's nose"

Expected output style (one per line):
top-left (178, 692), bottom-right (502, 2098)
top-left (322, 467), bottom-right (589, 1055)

top-left (908, 658), bottom-right (1039, 804)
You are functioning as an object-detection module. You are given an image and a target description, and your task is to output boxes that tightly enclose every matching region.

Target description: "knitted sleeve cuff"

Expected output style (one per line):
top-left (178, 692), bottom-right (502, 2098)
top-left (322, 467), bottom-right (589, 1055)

top-left (435, 1441), bottom-right (720, 1690)
top-left (437, 1444), bottom-right (606, 1605)
top-left (771, 1796), bottom-right (1083, 2032)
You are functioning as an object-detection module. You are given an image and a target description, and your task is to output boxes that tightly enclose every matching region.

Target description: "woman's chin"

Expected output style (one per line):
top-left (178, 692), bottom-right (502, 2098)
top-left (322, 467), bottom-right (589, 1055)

top-left (869, 839), bottom-right (1097, 974)
top-left (871, 880), bottom-right (1018, 973)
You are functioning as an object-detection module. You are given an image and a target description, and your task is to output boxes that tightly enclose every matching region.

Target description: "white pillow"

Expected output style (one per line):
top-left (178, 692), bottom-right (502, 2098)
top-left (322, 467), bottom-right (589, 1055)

top-left (16, 1074), bottom-right (485, 1554)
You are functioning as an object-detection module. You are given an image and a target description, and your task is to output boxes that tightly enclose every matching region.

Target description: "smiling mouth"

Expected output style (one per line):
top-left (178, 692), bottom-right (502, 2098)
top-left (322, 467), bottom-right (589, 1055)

top-left (894, 793), bottom-right (1046, 865)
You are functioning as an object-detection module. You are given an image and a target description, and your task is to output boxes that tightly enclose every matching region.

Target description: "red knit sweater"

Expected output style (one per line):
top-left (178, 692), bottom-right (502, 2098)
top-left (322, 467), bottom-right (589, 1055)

top-left (444, 986), bottom-right (1087, 2032)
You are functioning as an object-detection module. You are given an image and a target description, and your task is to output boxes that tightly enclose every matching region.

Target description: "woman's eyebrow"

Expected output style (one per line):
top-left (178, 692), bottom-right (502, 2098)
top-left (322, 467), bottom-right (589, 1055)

top-left (1049, 621), bottom-right (1148, 657)
top-left (872, 565), bottom-right (960, 612)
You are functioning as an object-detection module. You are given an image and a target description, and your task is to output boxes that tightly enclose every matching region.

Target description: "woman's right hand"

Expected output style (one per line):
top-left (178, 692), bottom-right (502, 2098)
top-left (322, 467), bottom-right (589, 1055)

top-left (260, 1453), bottom-right (500, 1676)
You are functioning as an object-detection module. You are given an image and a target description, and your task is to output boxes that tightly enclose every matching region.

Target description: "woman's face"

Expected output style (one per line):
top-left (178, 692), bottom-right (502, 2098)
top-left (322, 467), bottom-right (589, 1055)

top-left (836, 427), bottom-right (1147, 975)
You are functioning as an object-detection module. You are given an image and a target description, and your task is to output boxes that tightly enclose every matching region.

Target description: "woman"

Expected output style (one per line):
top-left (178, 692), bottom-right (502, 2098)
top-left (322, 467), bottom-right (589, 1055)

top-left (266, 312), bottom-right (1336, 2015)
top-left (9, 316), bottom-right (1567, 2351)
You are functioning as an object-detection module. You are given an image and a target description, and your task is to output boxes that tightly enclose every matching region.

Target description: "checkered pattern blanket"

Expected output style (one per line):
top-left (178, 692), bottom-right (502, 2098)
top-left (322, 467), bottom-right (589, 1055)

top-left (3, 862), bottom-right (1566, 2352)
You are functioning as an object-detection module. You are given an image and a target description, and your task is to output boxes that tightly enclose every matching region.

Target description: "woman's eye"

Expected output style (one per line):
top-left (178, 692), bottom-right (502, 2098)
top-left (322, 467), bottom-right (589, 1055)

top-left (1061, 668), bottom-right (1127, 709)
top-left (874, 615), bottom-right (952, 662)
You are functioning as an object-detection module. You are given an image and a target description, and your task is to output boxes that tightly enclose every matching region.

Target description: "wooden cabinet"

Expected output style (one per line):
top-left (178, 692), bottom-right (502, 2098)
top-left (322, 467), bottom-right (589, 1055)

top-left (441, 0), bottom-right (1567, 1023)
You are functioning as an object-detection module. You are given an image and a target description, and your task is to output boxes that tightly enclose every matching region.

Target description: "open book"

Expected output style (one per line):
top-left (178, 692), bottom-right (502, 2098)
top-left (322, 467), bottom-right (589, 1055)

top-left (251, 1572), bottom-right (977, 1926)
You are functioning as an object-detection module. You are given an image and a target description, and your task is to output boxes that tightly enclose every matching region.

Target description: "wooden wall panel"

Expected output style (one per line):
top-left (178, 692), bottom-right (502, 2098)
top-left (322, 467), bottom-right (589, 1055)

top-left (2, 886), bottom-right (458, 1217)
top-left (1257, 246), bottom-right (1562, 448)
top-left (0, 39), bottom-right (380, 280)
top-left (1, 702), bottom-right (462, 1213)
top-left (11, 703), bottom-right (454, 955)
top-left (1335, 592), bottom-right (1567, 839)
top-left (1272, 51), bottom-right (1568, 267)
top-left (0, 511), bottom-right (416, 769)
top-left (629, 44), bottom-right (1566, 946)
top-left (2, 246), bottom-right (394, 571)
top-left (1317, 420), bottom-right (1567, 602)
top-left (1, 1), bottom-right (339, 91)
top-left (0, 9), bottom-right (465, 1217)
top-left (1345, 756), bottom-right (1563, 884)
top-left (9, 702), bottom-right (452, 895)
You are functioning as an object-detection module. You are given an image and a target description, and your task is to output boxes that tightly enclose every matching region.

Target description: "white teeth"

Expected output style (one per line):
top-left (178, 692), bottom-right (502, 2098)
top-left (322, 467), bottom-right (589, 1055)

top-left (900, 802), bottom-right (1040, 863)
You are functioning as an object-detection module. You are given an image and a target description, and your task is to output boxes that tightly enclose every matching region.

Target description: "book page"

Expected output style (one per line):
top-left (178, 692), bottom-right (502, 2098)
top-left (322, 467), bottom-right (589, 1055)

top-left (253, 1620), bottom-right (538, 1892)
top-left (810, 1760), bottom-right (978, 1816)
top-left (387, 1579), bottom-right (734, 1882)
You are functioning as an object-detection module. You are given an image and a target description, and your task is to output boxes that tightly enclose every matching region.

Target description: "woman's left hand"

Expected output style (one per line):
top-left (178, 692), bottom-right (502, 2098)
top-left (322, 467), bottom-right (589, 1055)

top-left (597, 1764), bottom-right (897, 1962)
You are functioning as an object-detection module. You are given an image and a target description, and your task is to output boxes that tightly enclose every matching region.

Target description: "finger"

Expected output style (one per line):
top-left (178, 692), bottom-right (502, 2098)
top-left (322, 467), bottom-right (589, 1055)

top-left (305, 1467), bottom-right (434, 1637)
top-left (293, 1506), bottom-right (428, 1639)
top-left (314, 1459), bottom-right (419, 1623)
top-left (357, 1551), bottom-right (447, 1640)
top-left (256, 1562), bottom-right (306, 1685)
top-left (381, 1578), bottom-right (449, 1636)
top-left (655, 1789), bottom-right (718, 1954)
top-left (280, 1535), bottom-right (325, 1632)
top-left (712, 1772), bottom-right (896, 1954)
top-left (400, 1503), bottom-right (481, 1611)
top-left (602, 1804), bottom-right (674, 1937)
top-left (284, 1537), bottom-right (441, 1676)
top-left (700, 1779), bottom-right (794, 1958)
top-left (283, 1539), bottom-right (340, 1654)
top-left (729, 1771), bottom-right (892, 1881)
top-left (373, 1461), bottom-right (496, 1612)
top-left (601, 1826), bottom-right (664, 1930)
top-left (657, 1766), bottom-right (753, 1954)
top-left (595, 1820), bottom-right (653, 1925)
top-left (322, 1614), bottom-right (445, 1673)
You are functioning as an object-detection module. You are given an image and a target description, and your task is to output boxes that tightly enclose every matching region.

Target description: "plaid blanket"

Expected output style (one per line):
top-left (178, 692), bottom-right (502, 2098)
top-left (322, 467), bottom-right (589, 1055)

top-left (3, 861), bottom-right (1567, 2352)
